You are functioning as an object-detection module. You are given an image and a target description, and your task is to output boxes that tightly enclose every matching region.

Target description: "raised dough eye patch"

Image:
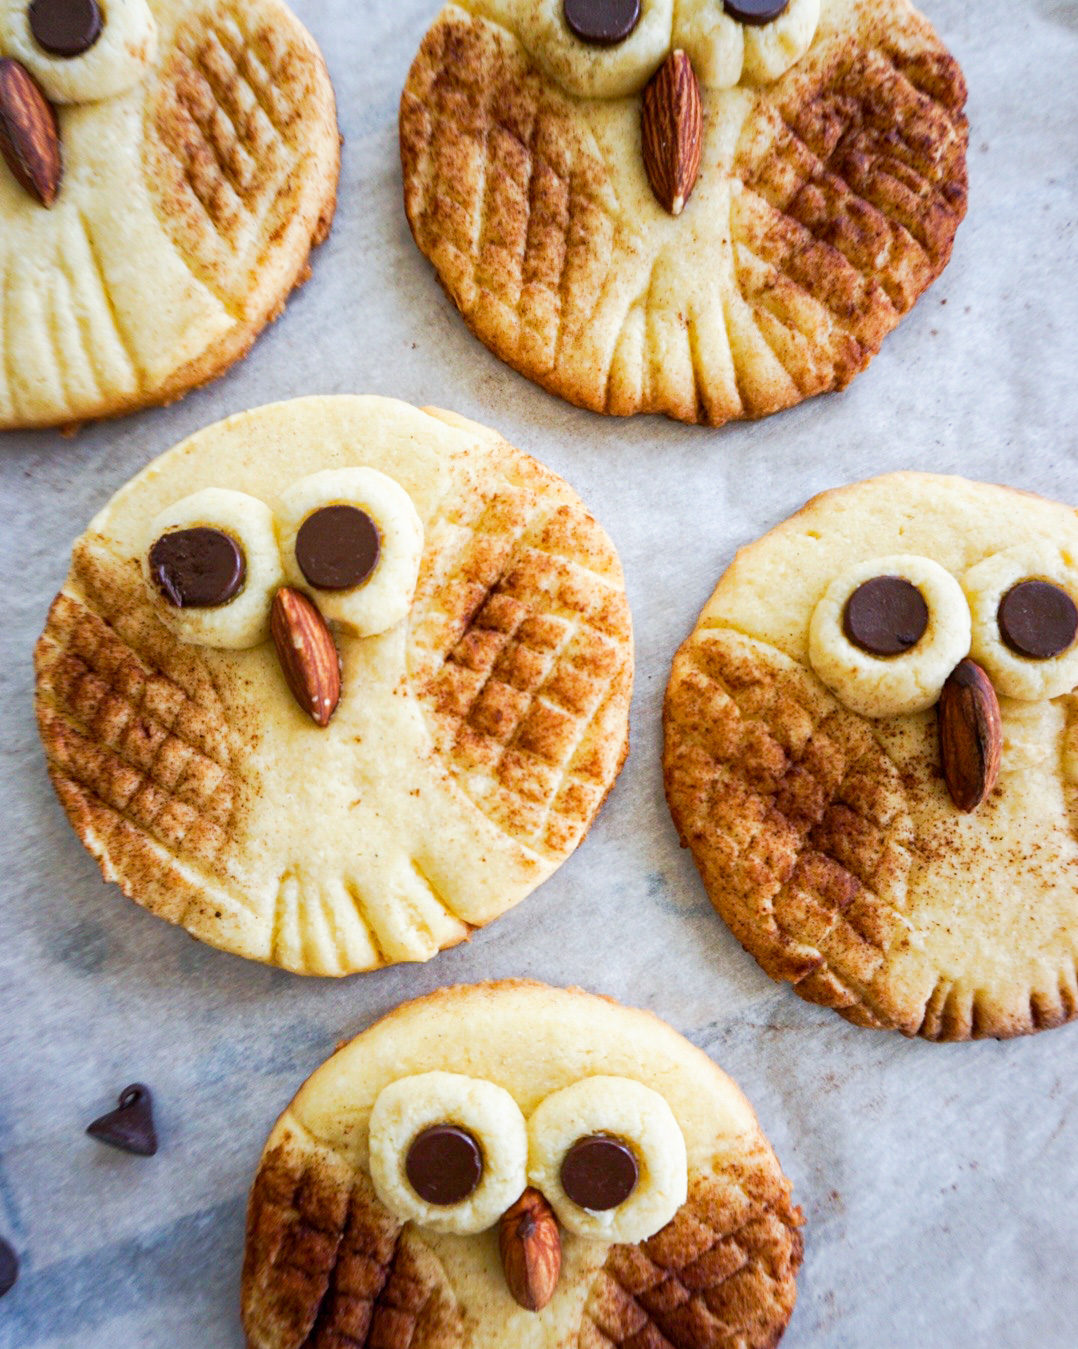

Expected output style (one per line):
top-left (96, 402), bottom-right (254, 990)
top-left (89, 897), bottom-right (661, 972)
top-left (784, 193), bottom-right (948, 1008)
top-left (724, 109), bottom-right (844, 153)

top-left (965, 547), bottom-right (1078, 702)
top-left (842, 576), bottom-right (929, 658)
top-left (1, 0), bottom-right (157, 105)
top-left (998, 580), bottom-right (1078, 661)
top-left (277, 467), bottom-right (423, 638)
top-left (149, 527), bottom-right (246, 609)
top-left (142, 488), bottom-right (284, 650)
top-left (295, 505), bottom-right (380, 592)
top-left (563, 0), bottom-right (641, 45)
top-left (509, 0), bottom-right (675, 100)
top-left (673, 0), bottom-right (816, 90)
top-left (368, 1072), bottom-right (528, 1236)
top-left (29, 0), bottom-right (102, 58)
top-left (809, 555), bottom-right (972, 719)
top-left (527, 1075), bottom-right (686, 1243)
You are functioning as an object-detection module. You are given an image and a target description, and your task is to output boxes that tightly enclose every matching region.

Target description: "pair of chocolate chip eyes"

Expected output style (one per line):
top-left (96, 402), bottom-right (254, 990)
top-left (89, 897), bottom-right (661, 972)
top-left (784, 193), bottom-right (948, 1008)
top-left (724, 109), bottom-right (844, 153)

top-left (27, 0), bottom-right (103, 59)
top-left (405, 1124), bottom-right (639, 1212)
top-left (843, 575), bottom-right (1078, 662)
top-left (149, 505), bottom-right (381, 610)
top-left (563, 0), bottom-right (789, 47)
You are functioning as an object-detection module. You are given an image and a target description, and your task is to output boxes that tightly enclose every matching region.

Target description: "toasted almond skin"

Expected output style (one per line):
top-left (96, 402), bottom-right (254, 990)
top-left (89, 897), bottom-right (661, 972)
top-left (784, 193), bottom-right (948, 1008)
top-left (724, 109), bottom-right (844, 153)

top-left (498, 1187), bottom-right (561, 1313)
top-left (0, 58), bottom-right (61, 207)
top-left (641, 49), bottom-right (702, 217)
top-left (270, 587), bottom-right (341, 728)
top-left (938, 658), bottom-right (1002, 812)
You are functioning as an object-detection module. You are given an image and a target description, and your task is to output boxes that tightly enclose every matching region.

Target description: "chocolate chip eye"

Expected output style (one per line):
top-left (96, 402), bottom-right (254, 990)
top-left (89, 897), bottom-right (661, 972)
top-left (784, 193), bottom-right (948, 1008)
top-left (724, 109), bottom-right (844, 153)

top-left (563, 0), bottom-right (641, 47)
top-left (997, 580), bottom-right (1078, 660)
top-left (29, 0), bottom-right (103, 59)
top-left (0, 1236), bottom-right (18, 1299)
top-left (560, 1135), bottom-right (639, 1211)
top-left (295, 504), bottom-right (381, 591)
top-left (842, 576), bottom-right (929, 657)
top-left (405, 1125), bottom-right (484, 1206)
top-left (149, 528), bottom-right (246, 609)
top-left (723, 0), bottom-right (791, 25)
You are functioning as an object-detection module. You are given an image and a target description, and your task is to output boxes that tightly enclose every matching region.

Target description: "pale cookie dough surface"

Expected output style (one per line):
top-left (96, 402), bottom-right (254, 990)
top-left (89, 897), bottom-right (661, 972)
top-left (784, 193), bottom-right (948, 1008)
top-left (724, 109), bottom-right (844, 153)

top-left (242, 981), bottom-right (804, 1349)
top-left (0, 0), bottom-right (339, 430)
top-left (33, 396), bottom-right (633, 975)
top-left (400, 0), bottom-right (967, 427)
top-left (664, 473), bottom-right (1078, 1040)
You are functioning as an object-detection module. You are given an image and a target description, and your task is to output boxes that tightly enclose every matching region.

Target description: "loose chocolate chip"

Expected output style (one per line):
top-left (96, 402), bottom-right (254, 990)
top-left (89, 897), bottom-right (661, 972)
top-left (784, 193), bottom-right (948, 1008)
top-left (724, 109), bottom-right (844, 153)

top-left (0, 1237), bottom-right (17, 1299)
top-left (560, 1135), bottom-right (638, 1211)
top-left (843, 576), bottom-right (929, 657)
top-left (86, 1083), bottom-right (158, 1157)
top-left (29, 0), bottom-right (103, 58)
top-left (149, 528), bottom-right (246, 609)
top-left (723, 0), bottom-right (791, 25)
top-left (406, 1125), bottom-right (483, 1205)
top-left (998, 580), bottom-right (1078, 660)
top-left (295, 504), bottom-right (380, 591)
top-left (564, 0), bottom-right (641, 47)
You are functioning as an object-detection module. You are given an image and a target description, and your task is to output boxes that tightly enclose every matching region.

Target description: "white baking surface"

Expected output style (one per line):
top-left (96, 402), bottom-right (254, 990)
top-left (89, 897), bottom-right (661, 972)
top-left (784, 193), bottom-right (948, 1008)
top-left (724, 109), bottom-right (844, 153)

top-left (1, 1), bottom-right (1076, 1344)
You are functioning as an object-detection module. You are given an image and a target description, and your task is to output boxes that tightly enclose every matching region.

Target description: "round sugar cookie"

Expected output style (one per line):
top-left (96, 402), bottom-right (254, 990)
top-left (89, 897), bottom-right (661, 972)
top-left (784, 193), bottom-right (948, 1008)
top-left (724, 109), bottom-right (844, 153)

top-left (242, 981), bottom-right (803, 1348)
top-left (33, 396), bottom-right (633, 974)
top-left (0, 0), bottom-right (338, 430)
top-left (664, 473), bottom-right (1078, 1040)
top-left (400, 0), bottom-right (968, 427)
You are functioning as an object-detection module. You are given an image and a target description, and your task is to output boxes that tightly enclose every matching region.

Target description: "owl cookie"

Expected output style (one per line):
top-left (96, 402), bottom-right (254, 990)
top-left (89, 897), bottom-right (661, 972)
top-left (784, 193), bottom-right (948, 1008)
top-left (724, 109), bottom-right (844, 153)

top-left (664, 473), bottom-right (1078, 1041)
top-left (400, 0), bottom-right (968, 427)
top-left (242, 981), bottom-right (804, 1348)
top-left (0, 0), bottom-right (338, 430)
top-left (34, 396), bottom-right (633, 974)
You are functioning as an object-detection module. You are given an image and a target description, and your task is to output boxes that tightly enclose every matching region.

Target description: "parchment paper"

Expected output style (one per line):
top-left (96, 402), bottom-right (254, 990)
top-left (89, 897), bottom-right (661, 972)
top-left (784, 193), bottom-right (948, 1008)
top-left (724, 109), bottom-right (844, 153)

top-left (1, 1), bottom-right (1076, 1344)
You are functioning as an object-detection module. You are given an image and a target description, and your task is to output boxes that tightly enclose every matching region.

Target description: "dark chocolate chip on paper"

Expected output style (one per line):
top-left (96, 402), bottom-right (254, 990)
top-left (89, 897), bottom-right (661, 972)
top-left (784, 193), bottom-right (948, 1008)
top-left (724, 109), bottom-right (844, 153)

top-left (86, 1083), bottom-right (158, 1157)
top-left (0, 1237), bottom-right (18, 1298)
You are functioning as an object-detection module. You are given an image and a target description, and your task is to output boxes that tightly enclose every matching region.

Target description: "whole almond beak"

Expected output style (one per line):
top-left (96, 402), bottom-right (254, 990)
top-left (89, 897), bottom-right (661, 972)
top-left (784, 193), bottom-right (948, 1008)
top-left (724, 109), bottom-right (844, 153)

top-left (499, 1188), bottom-right (561, 1313)
top-left (641, 49), bottom-right (702, 217)
top-left (0, 58), bottom-right (62, 206)
top-left (937, 658), bottom-right (1002, 812)
top-left (270, 587), bottom-right (341, 727)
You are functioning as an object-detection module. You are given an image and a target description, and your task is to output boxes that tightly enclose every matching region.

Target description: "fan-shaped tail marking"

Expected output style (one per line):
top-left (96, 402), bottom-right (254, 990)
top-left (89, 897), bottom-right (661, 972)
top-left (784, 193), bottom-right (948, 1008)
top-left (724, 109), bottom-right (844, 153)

top-left (78, 211), bottom-right (142, 387)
